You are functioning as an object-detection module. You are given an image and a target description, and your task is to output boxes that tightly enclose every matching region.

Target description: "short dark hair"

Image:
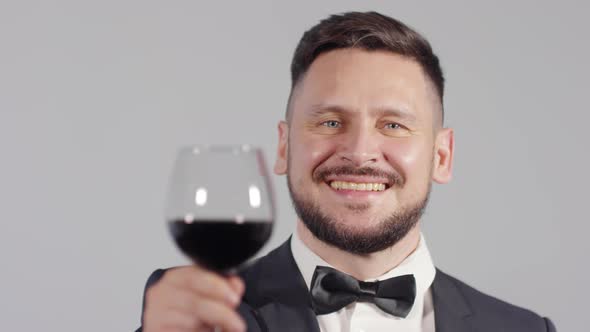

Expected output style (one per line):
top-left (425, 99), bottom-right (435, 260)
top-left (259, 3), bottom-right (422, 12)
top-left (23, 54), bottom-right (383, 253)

top-left (288, 11), bottom-right (445, 122)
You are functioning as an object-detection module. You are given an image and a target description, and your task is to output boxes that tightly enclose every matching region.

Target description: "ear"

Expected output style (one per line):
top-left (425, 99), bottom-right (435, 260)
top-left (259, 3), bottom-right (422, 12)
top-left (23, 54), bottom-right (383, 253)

top-left (273, 121), bottom-right (289, 175)
top-left (432, 127), bottom-right (454, 184)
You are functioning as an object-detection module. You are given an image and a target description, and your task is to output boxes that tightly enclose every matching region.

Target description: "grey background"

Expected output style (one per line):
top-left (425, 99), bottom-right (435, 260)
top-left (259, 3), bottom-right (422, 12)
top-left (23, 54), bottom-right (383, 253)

top-left (0, 1), bottom-right (587, 331)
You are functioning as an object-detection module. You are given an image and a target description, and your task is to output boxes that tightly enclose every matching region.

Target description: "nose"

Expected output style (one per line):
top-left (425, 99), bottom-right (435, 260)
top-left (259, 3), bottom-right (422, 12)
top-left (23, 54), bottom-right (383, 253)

top-left (336, 124), bottom-right (380, 167)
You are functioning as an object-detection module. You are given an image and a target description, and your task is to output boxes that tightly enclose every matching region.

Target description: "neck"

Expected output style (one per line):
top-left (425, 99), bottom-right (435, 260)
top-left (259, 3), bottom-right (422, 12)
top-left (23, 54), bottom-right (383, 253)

top-left (296, 220), bottom-right (421, 280)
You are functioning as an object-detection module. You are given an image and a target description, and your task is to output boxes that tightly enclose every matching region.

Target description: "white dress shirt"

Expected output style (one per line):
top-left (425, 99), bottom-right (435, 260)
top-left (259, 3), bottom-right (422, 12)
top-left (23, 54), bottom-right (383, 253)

top-left (290, 230), bottom-right (436, 332)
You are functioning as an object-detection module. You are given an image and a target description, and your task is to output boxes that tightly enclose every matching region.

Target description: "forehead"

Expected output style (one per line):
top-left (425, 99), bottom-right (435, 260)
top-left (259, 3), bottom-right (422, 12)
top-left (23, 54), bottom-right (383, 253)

top-left (291, 48), bottom-right (435, 120)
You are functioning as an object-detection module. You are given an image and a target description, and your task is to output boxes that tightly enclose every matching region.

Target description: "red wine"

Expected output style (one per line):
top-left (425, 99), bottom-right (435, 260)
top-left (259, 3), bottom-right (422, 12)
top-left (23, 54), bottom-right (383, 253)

top-left (168, 219), bottom-right (272, 271)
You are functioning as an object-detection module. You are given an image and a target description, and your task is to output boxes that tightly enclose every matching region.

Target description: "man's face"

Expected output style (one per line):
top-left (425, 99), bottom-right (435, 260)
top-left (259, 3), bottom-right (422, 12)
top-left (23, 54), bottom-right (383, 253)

top-left (274, 49), bottom-right (453, 254)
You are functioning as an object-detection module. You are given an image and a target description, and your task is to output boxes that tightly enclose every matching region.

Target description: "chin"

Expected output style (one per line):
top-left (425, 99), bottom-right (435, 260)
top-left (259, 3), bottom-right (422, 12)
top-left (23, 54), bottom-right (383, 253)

top-left (333, 214), bottom-right (391, 231)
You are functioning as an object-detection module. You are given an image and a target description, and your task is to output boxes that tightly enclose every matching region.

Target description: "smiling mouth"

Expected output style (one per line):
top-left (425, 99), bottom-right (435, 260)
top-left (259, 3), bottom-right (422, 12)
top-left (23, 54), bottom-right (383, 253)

top-left (328, 180), bottom-right (388, 191)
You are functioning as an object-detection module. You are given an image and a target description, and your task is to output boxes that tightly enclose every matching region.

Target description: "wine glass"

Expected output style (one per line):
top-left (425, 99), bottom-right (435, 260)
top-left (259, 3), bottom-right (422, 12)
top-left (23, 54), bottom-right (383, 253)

top-left (165, 144), bottom-right (274, 273)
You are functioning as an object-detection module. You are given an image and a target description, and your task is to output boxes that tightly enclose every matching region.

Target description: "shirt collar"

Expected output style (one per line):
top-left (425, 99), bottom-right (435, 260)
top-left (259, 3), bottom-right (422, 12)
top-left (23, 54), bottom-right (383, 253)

top-left (290, 228), bottom-right (436, 297)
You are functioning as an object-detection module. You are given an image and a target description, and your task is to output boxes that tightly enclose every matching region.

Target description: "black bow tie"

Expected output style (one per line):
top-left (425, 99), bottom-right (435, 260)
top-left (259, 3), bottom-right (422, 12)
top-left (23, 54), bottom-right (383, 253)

top-left (310, 266), bottom-right (416, 318)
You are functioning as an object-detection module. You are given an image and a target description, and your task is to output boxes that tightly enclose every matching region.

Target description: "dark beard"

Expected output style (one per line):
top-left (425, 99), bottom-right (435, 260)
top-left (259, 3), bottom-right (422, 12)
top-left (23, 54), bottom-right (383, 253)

top-left (287, 176), bottom-right (430, 255)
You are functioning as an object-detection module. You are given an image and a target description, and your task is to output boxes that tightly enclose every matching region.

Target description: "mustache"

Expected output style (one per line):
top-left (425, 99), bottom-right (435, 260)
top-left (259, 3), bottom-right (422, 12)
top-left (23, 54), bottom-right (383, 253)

top-left (313, 165), bottom-right (403, 187)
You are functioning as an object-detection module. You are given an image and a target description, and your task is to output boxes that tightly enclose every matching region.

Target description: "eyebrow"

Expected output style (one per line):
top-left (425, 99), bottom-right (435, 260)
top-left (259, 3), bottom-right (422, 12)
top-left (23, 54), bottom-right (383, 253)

top-left (373, 107), bottom-right (417, 123)
top-left (308, 103), bottom-right (417, 123)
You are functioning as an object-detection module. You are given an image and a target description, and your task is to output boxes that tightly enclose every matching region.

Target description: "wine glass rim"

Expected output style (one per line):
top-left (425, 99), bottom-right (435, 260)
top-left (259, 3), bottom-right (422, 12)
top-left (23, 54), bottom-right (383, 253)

top-left (180, 144), bottom-right (261, 154)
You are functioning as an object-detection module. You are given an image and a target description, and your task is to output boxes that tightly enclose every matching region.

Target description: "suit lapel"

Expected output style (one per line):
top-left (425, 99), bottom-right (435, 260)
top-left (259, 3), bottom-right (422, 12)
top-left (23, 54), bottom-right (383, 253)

top-left (431, 269), bottom-right (477, 332)
top-left (240, 238), bottom-right (320, 332)
top-left (256, 302), bottom-right (321, 332)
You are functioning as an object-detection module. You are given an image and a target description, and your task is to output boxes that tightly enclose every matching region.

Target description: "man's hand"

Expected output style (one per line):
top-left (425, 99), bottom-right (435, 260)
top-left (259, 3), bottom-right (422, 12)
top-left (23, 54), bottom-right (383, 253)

top-left (143, 265), bottom-right (246, 332)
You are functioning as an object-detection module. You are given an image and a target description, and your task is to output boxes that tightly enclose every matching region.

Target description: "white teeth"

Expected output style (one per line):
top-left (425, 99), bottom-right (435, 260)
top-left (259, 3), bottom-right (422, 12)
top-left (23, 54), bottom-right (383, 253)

top-left (329, 181), bottom-right (387, 191)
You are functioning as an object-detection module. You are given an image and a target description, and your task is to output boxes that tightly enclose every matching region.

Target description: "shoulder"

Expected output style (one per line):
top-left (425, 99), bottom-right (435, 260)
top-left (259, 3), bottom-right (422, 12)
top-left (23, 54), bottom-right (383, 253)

top-left (238, 246), bottom-right (281, 283)
top-left (237, 240), bottom-right (294, 303)
top-left (238, 238), bottom-right (295, 281)
top-left (435, 269), bottom-right (556, 331)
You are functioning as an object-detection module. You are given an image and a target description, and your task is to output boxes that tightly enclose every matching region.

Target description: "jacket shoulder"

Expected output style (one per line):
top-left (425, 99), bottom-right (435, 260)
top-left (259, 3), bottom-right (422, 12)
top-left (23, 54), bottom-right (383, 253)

top-left (237, 241), bottom-right (293, 306)
top-left (238, 248), bottom-right (278, 285)
top-left (436, 269), bottom-right (555, 331)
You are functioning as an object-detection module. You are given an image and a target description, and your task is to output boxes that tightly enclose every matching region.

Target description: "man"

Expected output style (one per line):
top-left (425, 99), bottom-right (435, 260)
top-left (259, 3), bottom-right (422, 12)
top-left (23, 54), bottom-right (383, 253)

top-left (137, 11), bottom-right (556, 332)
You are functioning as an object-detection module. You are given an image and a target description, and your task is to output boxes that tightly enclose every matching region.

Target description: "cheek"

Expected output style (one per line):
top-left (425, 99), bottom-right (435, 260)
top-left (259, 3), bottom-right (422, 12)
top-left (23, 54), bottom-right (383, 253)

top-left (385, 139), bottom-right (433, 181)
top-left (290, 135), bottom-right (335, 177)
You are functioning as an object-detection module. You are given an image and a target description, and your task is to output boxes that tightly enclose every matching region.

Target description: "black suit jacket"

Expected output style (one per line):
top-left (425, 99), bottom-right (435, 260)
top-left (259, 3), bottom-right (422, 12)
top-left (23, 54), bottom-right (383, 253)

top-left (137, 239), bottom-right (556, 331)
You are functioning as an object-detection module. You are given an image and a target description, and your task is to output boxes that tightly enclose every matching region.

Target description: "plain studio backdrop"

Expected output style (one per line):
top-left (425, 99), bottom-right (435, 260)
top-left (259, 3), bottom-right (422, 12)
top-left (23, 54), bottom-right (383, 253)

top-left (0, 1), bottom-right (588, 331)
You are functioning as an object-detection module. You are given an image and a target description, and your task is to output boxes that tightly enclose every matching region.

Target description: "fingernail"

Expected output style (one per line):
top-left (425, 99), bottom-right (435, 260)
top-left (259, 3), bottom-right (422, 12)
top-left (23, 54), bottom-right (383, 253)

top-left (227, 292), bottom-right (240, 305)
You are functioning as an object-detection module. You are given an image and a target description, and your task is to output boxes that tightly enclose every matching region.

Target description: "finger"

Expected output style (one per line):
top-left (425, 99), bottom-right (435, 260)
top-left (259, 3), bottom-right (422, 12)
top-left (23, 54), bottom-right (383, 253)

top-left (192, 297), bottom-right (246, 332)
top-left (169, 266), bottom-right (241, 306)
top-left (227, 275), bottom-right (245, 296)
top-left (145, 283), bottom-right (208, 331)
top-left (153, 286), bottom-right (243, 331)
top-left (144, 307), bottom-right (200, 331)
top-left (197, 327), bottom-right (215, 332)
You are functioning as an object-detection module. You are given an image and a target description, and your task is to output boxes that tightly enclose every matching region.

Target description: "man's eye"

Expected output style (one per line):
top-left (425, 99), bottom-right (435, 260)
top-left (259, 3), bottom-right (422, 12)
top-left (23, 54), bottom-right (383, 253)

top-left (322, 120), bottom-right (341, 128)
top-left (385, 123), bottom-right (402, 129)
